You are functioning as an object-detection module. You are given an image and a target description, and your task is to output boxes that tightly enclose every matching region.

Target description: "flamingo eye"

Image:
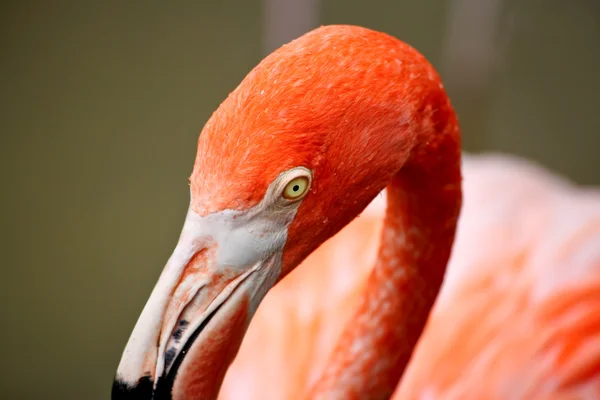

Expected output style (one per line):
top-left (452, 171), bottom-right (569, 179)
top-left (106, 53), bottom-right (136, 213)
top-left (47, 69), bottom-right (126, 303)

top-left (282, 176), bottom-right (310, 200)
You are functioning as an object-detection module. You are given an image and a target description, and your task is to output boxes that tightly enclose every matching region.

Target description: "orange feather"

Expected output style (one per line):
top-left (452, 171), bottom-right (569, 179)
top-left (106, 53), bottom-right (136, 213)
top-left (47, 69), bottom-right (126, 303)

top-left (219, 154), bottom-right (600, 399)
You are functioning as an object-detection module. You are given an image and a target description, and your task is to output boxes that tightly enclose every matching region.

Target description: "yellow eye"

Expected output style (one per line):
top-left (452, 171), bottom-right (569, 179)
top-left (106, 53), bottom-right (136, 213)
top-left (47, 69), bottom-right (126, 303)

top-left (282, 176), bottom-right (310, 200)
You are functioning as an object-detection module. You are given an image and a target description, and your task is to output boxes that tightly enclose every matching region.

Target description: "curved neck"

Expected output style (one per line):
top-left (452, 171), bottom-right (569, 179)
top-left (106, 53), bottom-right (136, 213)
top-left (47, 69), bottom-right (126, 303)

top-left (308, 115), bottom-right (462, 399)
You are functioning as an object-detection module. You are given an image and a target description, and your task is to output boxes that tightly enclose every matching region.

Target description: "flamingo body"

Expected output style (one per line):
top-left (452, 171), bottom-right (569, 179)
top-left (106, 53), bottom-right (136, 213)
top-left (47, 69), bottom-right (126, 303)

top-left (220, 154), bottom-right (600, 399)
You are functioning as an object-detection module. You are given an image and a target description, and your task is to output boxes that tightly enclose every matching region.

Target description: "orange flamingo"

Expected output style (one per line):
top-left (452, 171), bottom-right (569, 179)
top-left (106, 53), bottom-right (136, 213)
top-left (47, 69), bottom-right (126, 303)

top-left (113, 25), bottom-right (600, 399)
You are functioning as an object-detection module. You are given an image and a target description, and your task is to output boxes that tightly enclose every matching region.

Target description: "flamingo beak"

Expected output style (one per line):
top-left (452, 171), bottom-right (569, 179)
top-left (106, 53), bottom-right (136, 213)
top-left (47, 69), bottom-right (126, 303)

top-left (112, 206), bottom-right (284, 399)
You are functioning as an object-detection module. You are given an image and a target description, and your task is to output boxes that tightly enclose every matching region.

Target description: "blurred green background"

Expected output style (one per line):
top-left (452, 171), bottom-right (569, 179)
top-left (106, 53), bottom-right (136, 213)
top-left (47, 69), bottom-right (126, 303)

top-left (1, 1), bottom-right (598, 398)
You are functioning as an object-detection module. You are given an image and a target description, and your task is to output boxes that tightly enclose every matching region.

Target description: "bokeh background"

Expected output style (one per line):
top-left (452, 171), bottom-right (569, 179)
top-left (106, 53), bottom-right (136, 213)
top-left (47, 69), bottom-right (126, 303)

top-left (1, 1), bottom-right (599, 398)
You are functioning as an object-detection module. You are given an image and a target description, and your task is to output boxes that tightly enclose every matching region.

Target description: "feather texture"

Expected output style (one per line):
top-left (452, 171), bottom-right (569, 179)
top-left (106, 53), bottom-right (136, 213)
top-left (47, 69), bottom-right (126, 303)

top-left (219, 153), bottom-right (600, 399)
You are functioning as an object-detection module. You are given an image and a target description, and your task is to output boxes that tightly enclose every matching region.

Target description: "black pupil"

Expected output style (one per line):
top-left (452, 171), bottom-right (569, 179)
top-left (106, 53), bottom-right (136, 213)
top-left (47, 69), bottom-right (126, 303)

top-left (293, 185), bottom-right (300, 192)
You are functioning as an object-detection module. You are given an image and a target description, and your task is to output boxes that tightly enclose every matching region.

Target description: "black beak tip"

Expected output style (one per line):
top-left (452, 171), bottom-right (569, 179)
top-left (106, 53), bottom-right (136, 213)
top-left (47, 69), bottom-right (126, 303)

top-left (112, 376), bottom-right (154, 400)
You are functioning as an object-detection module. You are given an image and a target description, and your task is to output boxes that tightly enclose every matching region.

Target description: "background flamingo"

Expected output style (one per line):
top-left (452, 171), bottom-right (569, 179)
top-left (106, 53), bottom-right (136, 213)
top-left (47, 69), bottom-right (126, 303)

top-left (113, 25), bottom-right (600, 399)
top-left (220, 153), bottom-right (600, 399)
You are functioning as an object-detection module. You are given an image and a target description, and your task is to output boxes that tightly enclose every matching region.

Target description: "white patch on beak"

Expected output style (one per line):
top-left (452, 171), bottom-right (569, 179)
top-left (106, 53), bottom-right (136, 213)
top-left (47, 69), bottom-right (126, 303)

top-left (114, 167), bottom-right (312, 394)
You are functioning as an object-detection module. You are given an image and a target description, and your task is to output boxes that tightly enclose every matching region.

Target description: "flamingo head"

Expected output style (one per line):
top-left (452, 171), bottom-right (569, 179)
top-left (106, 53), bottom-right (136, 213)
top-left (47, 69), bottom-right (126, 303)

top-left (113, 24), bottom-right (451, 399)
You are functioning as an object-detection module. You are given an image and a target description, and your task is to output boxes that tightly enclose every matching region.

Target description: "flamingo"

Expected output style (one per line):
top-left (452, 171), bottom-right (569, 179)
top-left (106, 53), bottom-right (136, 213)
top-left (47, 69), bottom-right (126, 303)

top-left (113, 25), bottom-right (600, 399)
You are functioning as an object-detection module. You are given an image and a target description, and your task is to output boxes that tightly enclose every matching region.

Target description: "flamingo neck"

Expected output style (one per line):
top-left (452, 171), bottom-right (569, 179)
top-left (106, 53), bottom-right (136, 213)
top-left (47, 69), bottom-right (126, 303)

top-left (308, 119), bottom-right (462, 399)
